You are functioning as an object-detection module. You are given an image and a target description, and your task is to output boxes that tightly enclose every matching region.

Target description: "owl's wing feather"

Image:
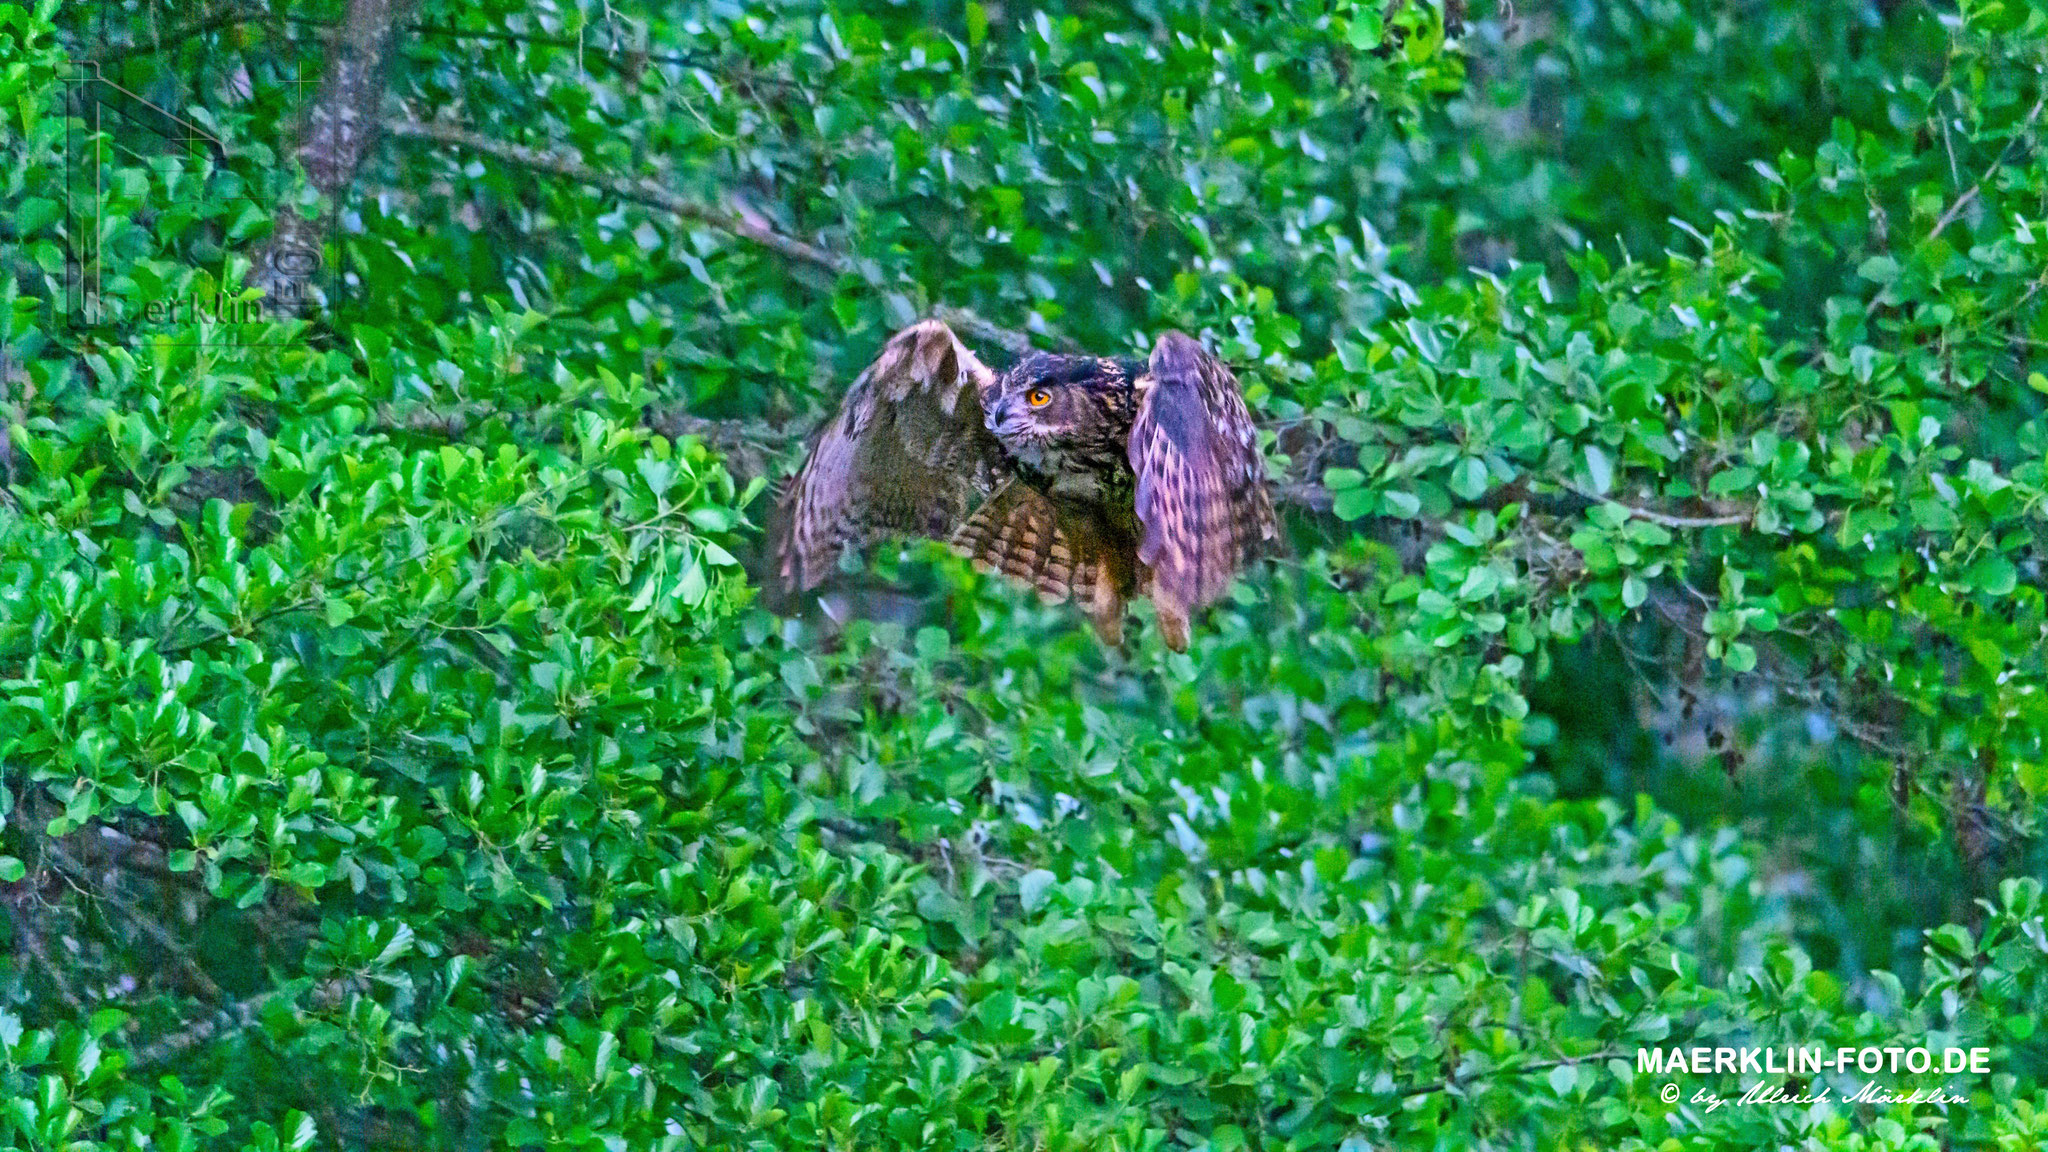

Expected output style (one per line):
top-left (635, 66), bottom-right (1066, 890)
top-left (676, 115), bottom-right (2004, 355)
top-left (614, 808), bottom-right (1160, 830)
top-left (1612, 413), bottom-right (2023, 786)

top-left (773, 320), bottom-right (1006, 593)
top-left (951, 480), bottom-right (1135, 645)
top-left (1128, 331), bottom-right (1277, 651)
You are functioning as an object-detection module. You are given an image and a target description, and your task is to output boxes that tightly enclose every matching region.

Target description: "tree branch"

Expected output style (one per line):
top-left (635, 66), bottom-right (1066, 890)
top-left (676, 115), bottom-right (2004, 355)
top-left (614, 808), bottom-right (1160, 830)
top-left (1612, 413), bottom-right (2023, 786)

top-left (15, 921), bottom-right (87, 1016)
top-left (385, 116), bottom-right (1049, 355)
top-left (386, 116), bottom-right (850, 273)
top-left (250, 0), bottom-right (416, 314)
top-left (130, 989), bottom-right (292, 1067)
top-left (378, 122), bottom-right (1762, 531)
top-left (82, 3), bottom-right (272, 64)
top-left (42, 839), bottom-right (226, 1002)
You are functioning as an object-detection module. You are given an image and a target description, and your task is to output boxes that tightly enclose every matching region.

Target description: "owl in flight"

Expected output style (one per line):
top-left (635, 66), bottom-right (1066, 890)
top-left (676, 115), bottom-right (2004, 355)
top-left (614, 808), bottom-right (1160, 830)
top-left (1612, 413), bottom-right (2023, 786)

top-left (771, 320), bottom-right (1277, 651)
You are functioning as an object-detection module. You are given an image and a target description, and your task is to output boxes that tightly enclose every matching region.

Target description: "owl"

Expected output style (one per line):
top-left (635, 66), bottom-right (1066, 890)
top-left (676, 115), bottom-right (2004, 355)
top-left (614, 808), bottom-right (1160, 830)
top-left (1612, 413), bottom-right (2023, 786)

top-left (771, 320), bottom-right (1277, 650)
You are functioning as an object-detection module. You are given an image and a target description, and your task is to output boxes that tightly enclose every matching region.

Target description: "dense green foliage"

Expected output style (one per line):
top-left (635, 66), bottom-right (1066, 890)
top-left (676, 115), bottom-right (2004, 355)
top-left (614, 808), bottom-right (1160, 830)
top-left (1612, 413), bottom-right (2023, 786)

top-left (6, 0), bottom-right (2048, 1147)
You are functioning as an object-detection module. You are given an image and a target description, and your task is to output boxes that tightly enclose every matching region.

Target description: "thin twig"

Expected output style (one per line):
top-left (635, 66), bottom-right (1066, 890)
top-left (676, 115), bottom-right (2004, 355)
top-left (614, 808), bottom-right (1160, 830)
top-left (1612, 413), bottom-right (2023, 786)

top-left (1400, 1049), bottom-right (1623, 1100)
top-left (398, 19), bottom-right (785, 75)
top-left (85, 10), bottom-right (759, 75)
top-left (1560, 483), bottom-right (1749, 528)
top-left (16, 922), bottom-right (88, 1016)
top-left (1929, 94), bottom-right (2047, 241)
top-left (155, 596), bottom-right (321, 657)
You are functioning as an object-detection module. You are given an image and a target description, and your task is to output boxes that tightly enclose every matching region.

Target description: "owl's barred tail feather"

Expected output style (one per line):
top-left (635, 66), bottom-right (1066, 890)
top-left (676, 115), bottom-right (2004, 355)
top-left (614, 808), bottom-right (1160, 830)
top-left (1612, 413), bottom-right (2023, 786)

top-left (952, 481), bottom-right (1074, 605)
top-left (951, 481), bottom-right (1134, 646)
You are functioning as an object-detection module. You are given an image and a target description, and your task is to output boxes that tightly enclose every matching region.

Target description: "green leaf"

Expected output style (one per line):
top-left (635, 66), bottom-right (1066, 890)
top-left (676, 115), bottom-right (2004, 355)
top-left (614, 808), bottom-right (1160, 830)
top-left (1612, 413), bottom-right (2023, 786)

top-left (1332, 487), bottom-right (1376, 521)
top-left (1966, 553), bottom-right (2017, 596)
top-left (1018, 869), bottom-right (1056, 912)
top-left (1346, 10), bottom-right (1383, 49)
top-left (1450, 457), bottom-right (1489, 500)
top-left (677, 562), bottom-right (709, 606)
top-left (1856, 255), bottom-right (1900, 283)
top-left (1621, 575), bottom-right (1648, 609)
top-left (285, 1111), bottom-right (317, 1152)
top-left (637, 457), bottom-right (676, 497)
top-left (1584, 445), bottom-right (1614, 495)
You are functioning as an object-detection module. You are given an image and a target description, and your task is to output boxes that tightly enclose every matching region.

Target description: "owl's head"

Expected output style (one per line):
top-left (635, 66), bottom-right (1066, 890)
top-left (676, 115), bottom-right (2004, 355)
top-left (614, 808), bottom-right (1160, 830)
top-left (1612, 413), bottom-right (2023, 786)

top-left (983, 353), bottom-right (1136, 458)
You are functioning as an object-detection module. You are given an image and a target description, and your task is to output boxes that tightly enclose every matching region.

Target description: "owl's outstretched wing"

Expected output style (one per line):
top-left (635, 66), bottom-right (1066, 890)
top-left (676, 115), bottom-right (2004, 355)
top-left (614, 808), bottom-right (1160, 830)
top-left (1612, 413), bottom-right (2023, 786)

top-left (1128, 331), bottom-right (1277, 651)
top-left (772, 320), bottom-right (1006, 593)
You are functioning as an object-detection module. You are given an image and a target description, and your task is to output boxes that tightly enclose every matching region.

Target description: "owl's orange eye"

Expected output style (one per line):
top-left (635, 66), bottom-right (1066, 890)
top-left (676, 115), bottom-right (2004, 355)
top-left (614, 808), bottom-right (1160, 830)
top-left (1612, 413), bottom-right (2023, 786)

top-left (1026, 389), bottom-right (1053, 408)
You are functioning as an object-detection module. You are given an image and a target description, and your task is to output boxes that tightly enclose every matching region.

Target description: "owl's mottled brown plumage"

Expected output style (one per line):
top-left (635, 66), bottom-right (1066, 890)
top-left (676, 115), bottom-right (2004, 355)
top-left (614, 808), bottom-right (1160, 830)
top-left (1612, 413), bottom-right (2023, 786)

top-left (771, 320), bottom-right (1276, 651)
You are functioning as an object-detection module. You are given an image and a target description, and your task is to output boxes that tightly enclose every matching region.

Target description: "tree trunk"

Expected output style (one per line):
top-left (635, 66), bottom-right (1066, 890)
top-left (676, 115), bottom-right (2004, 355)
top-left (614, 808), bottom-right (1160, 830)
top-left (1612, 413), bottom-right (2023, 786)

top-left (249, 0), bottom-right (414, 314)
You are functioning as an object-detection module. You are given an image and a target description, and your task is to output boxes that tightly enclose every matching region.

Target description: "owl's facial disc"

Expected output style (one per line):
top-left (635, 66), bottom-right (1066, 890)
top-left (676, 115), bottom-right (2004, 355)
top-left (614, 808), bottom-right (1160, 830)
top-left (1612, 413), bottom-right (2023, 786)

top-left (985, 354), bottom-right (1110, 449)
top-left (986, 386), bottom-right (1065, 452)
